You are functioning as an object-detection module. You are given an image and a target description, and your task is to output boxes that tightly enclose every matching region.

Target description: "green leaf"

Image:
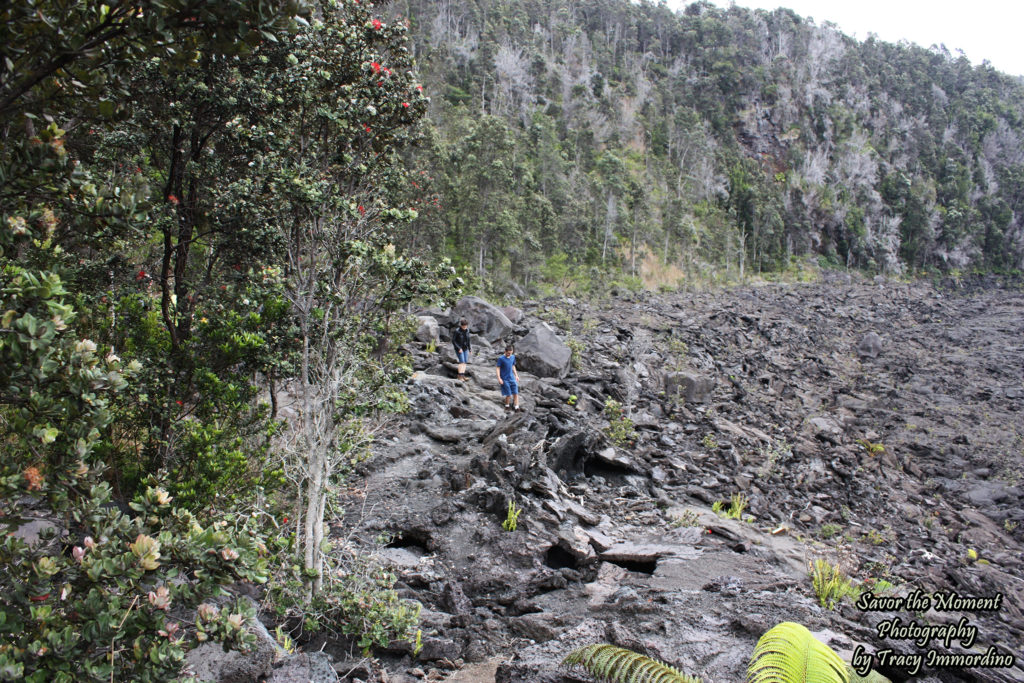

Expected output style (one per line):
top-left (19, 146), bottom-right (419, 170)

top-left (747, 622), bottom-right (848, 683)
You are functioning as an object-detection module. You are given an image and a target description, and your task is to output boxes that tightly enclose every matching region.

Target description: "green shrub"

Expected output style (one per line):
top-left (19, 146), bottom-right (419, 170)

top-left (603, 398), bottom-right (636, 446)
top-left (819, 523), bottom-right (842, 539)
top-left (0, 478), bottom-right (270, 682)
top-left (566, 336), bottom-right (585, 370)
top-left (261, 539), bottom-right (421, 653)
top-left (669, 509), bottom-right (701, 528)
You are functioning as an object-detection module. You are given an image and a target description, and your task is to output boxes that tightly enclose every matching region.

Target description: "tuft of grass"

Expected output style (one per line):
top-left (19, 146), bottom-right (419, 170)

top-left (713, 493), bottom-right (748, 520)
top-left (502, 500), bottom-right (521, 532)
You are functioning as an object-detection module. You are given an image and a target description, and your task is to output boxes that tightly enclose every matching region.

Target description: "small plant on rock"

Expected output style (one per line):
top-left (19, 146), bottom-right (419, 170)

top-left (757, 439), bottom-right (792, 478)
top-left (809, 558), bottom-right (857, 609)
top-left (669, 509), bottom-right (701, 528)
top-left (702, 433), bottom-right (718, 450)
top-left (819, 523), bottom-right (842, 539)
top-left (603, 398), bottom-right (636, 446)
top-left (713, 493), bottom-right (748, 520)
top-left (863, 529), bottom-right (886, 545)
top-left (856, 439), bottom-right (885, 457)
top-left (566, 336), bottom-right (585, 371)
top-left (502, 500), bottom-right (522, 532)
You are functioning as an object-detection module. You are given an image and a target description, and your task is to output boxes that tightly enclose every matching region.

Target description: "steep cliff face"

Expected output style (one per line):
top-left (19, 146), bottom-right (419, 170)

top-left (392, 0), bottom-right (1024, 281)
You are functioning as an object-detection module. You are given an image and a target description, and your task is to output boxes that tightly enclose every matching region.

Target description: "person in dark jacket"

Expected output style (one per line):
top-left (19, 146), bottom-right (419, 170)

top-left (452, 318), bottom-right (471, 381)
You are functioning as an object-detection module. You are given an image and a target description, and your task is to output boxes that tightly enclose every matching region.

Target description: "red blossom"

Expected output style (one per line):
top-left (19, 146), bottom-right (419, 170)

top-left (176, 400), bottom-right (183, 406)
top-left (372, 18), bottom-right (382, 30)
top-left (136, 269), bottom-right (146, 281)
top-left (402, 102), bottom-right (410, 108)
top-left (167, 194), bottom-right (179, 205)
top-left (383, 67), bottom-right (391, 76)
top-left (358, 205), bottom-right (366, 215)
top-left (416, 85), bottom-right (423, 92)
top-left (371, 61), bottom-right (381, 73)
top-left (364, 124), bottom-right (372, 133)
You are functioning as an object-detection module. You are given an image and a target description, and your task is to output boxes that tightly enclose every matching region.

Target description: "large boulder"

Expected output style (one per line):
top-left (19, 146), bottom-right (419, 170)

top-left (857, 331), bottom-right (884, 358)
top-left (266, 652), bottom-right (338, 683)
top-left (515, 323), bottom-right (572, 378)
top-left (451, 296), bottom-right (514, 343)
top-left (663, 371), bottom-right (714, 403)
top-left (414, 316), bottom-right (440, 344)
top-left (184, 606), bottom-right (285, 682)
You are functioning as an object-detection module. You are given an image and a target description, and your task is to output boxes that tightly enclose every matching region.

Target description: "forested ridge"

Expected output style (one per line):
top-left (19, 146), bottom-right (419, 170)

top-left (394, 0), bottom-right (1024, 287)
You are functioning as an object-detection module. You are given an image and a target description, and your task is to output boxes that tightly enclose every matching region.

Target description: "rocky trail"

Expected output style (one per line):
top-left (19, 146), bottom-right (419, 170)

top-left (325, 273), bottom-right (1023, 683)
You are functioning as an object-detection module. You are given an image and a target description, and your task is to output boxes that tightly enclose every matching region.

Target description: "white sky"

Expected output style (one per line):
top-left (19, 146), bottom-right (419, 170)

top-left (664, 0), bottom-right (1024, 77)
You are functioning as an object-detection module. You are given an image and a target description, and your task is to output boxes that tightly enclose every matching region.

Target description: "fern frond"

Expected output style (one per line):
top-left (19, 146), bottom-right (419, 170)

top-left (747, 622), bottom-right (848, 683)
top-left (562, 643), bottom-right (702, 683)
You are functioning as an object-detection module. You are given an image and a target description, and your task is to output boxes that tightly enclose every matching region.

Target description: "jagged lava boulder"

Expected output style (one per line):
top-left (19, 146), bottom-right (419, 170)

top-left (452, 296), bottom-right (514, 343)
top-left (414, 316), bottom-right (439, 344)
top-left (515, 322), bottom-right (572, 378)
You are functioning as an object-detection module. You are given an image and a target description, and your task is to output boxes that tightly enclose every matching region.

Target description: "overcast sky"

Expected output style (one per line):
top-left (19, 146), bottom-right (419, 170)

top-left (663, 0), bottom-right (1024, 77)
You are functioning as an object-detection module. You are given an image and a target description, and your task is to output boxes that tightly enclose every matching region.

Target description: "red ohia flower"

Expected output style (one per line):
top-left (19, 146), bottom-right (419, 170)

top-left (136, 269), bottom-right (146, 281)
top-left (364, 124), bottom-right (372, 133)
top-left (402, 102), bottom-right (410, 108)
top-left (371, 61), bottom-right (381, 73)
top-left (372, 18), bottom-right (382, 30)
top-left (167, 194), bottom-right (179, 205)
top-left (358, 205), bottom-right (366, 215)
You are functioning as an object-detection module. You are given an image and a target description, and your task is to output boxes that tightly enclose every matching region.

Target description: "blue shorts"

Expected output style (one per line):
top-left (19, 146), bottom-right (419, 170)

top-left (501, 380), bottom-right (519, 397)
top-left (456, 350), bottom-right (469, 364)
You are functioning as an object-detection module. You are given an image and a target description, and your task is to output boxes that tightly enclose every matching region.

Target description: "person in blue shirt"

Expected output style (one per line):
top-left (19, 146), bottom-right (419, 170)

top-left (495, 343), bottom-right (520, 411)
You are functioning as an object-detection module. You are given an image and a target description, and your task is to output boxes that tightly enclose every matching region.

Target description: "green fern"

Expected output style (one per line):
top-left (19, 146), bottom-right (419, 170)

top-left (747, 622), bottom-right (848, 683)
top-left (562, 643), bottom-right (702, 683)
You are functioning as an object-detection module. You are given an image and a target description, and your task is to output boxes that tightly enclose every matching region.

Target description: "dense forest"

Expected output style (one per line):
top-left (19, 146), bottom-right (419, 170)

top-left (3, 0), bottom-right (1024, 680)
top-left (393, 0), bottom-right (1024, 289)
